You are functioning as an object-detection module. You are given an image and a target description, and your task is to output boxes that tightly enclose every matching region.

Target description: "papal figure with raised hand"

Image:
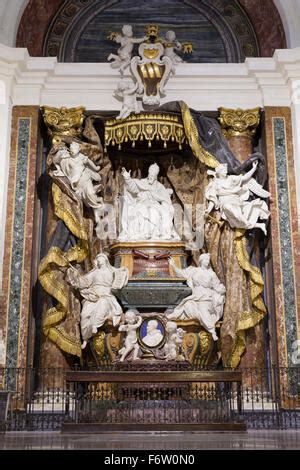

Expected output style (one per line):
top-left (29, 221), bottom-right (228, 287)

top-left (119, 162), bottom-right (180, 241)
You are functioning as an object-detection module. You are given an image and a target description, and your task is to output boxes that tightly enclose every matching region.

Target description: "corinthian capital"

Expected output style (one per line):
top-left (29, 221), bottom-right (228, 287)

top-left (218, 107), bottom-right (261, 138)
top-left (41, 105), bottom-right (85, 144)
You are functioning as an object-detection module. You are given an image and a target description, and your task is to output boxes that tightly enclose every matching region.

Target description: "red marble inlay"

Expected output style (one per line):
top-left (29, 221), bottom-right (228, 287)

top-left (16, 0), bottom-right (63, 56)
top-left (239, 0), bottom-right (286, 56)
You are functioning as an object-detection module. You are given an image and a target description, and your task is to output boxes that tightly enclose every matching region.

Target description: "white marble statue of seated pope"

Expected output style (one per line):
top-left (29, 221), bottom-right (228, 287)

top-left (119, 162), bottom-right (180, 241)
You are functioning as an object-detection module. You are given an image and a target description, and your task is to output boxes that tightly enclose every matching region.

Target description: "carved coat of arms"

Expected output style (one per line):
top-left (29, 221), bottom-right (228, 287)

top-left (107, 24), bottom-right (192, 117)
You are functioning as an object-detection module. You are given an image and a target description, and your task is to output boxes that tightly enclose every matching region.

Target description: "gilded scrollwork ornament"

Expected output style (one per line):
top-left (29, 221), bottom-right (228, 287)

top-left (92, 330), bottom-right (106, 359)
top-left (106, 331), bottom-right (123, 362)
top-left (218, 107), bottom-right (260, 138)
top-left (182, 332), bottom-right (199, 363)
top-left (41, 105), bottom-right (85, 144)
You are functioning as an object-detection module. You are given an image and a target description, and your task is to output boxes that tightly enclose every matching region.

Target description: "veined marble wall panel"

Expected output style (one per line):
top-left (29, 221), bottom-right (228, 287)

top-left (264, 107), bottom-right (300, 366)
top-left (2, 106), bottom-right (41, 381)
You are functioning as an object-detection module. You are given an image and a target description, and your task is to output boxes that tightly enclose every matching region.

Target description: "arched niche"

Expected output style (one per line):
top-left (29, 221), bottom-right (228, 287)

top-left (16, 0), bottom-right (286, 62)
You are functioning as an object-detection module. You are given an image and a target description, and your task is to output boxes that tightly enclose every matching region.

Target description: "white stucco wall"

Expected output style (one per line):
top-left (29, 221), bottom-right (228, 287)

top-left (274, 0), bottom-right (300, 48)
top-left (0, 0), bottom-right (28, 47)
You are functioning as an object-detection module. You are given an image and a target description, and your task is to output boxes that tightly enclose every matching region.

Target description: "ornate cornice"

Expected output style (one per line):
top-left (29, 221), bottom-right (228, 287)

top-left (218, 107), bottom-right (261, 138)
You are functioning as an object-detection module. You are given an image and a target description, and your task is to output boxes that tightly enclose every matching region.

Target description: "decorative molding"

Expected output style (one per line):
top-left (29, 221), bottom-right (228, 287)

top-left (0, 47), bottom-right (299, 109)
top-left (14, 0), bottom-right (296, 58)
top-left (105, 113), bottom-right (186, 150)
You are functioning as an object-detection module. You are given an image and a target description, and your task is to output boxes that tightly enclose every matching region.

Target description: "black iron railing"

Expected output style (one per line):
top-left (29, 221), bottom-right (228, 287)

top-left (0, 366), bottom-right (299, 431)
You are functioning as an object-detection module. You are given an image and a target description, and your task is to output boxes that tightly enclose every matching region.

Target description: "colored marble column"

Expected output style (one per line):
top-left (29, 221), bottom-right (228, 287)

top-left (219, 107), bottom-right (261, 162)
top-left (218, 106), bottom-right (266, 369)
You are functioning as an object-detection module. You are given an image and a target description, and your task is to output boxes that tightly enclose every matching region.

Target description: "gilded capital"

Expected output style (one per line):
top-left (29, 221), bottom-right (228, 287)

top-left (41, 105), bottom-right (85, 144)
top-left (218, 107), bottom-right (260, 138)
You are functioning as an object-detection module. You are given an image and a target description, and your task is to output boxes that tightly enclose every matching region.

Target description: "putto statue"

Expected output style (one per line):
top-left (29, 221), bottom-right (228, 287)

top-left (66, 253), bottom-right (128, 349)
top-left (119, 163), bottom-right (180, 241)
top-left (163, 30), bottom-right (184, 66)
top-left (163, 321), bottom-right (186, 360)
top-left (205, 161), bottom-right (271, 234)
top-left (107, 25), bottom-right (147, 74)
top-left (118, 309), bottom-right (142, 362)
top-left (114, 79), bottom-right (139, 120)
top-left (167, 253), bottom-right (226, 341)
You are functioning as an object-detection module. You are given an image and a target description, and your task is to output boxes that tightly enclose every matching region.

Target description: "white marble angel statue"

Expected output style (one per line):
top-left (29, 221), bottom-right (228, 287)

top-left (52, 141), bottom-right (102, 208)
top-left (163, 321), bottom-right (186, 360)
top-left (167, 253), bottom-right (226, 341)
top-left (52, 141), bottom-right (104, 237)
top-left (205, 161), bottom-right (271, 234)
top-left (114, 79), bottom-right (139, 119)
top-left (66, 253), bottom-right (128, 349)
top-left (107, 24), bottom-right (147, 74)
top-left (118, 309), bottom-right (142, 361)
top-left (119, 162), bottom-right (180, 241)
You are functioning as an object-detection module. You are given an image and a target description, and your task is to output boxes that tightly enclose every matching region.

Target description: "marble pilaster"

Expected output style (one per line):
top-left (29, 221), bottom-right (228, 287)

top-left (2, 106), bottom-right (41, 388)
top-left (264, 107), bottom-right (300, 369)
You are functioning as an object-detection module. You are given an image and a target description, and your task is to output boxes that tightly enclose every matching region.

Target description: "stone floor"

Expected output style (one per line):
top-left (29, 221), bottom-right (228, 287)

top-left (0, 430), bottom-right (299, 450)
